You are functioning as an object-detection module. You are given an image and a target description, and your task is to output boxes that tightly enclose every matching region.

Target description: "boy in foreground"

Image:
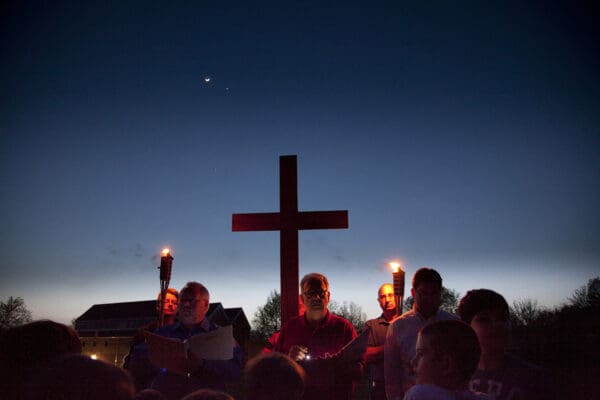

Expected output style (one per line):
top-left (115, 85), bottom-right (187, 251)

top-left (404, 320), bottom-right (488, 400)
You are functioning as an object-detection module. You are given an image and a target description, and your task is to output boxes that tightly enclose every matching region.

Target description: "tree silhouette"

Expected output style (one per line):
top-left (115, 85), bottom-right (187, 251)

top-left (251, 291), bottom-right (281, 342)
top-left (507, 277), bottom-right (600, 400)
top-left (568, 276), bottom-right (600, 308)
top-left (0, 296), bottom-right (32, 332)
top-left (329, 300), bottom-right (367, 333)
top-left (510, 298), bottom-right (544, 327)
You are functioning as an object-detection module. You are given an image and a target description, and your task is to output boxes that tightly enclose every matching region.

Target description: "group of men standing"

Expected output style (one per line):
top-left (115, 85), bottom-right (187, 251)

top-left (262, 269), bottom-right (455, 400)
top-left (126, 268), bottom-right (449, 400)
top-left (127, 267), bottom-right (544, 400)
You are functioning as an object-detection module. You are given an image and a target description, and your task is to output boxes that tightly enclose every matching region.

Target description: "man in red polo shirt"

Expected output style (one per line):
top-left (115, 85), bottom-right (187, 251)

top-left (274, 273), bottom-right (363, 400)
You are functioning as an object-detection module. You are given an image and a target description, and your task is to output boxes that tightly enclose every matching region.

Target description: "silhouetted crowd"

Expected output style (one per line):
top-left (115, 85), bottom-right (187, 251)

top-left (1, 270), bottom-right (560, 400)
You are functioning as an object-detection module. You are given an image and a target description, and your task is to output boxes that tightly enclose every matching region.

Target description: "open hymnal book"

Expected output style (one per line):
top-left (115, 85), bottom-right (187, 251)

top-left (143, 325), bottom-right (234, 375)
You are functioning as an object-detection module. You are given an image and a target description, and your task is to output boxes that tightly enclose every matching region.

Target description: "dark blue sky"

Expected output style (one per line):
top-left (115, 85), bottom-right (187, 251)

top-left (1, 1), bottom-right (598, 324)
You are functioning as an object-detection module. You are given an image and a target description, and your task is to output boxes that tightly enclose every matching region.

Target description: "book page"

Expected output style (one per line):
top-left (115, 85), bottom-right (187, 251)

top-left (143, 331), bottom-right (188, 375)
top-left (340, 326), bottom-right (370, 362)
top-left (187, 325), bottom-right (234, 360)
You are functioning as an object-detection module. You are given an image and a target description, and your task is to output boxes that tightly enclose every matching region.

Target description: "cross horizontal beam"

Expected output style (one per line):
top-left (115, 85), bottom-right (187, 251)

top-left (232, 210), bottom-right (349, 231)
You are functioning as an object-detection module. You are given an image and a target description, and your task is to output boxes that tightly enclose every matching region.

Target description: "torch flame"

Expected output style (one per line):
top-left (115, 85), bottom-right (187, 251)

top-left (162, 248), bottom-right (170, 256)
top-left (389, 261), bottom-right (401, 272)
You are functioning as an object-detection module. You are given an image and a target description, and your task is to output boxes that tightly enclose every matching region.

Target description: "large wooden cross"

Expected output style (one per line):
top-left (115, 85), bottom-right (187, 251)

top-left (232, 155), bottom-right (348, 325)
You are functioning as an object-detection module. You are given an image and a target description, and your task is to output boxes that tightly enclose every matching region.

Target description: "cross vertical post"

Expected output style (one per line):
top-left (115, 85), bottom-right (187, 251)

top-left (232, 155), bottom-right (348, 326)
top-left (279, 156), bottom-right (300, 323)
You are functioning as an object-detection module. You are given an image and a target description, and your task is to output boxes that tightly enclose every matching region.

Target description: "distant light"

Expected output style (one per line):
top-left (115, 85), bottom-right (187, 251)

top-left (90, 354), bottom-right (97, 360)
top-left (204, 77), bottom-right (211, 83)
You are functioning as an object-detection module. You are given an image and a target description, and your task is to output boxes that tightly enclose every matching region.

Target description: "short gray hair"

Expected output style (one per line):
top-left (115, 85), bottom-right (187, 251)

top-left (300, 273), bottom-right (329, 291)
top-left (180, 282), bottom-right (210, 300)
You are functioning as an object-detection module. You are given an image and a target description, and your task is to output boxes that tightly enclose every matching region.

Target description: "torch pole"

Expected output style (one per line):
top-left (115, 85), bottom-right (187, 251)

top-left (158, 249), bottom-right (173, 327)
top-left (392, 266), bottom-right (405, 316)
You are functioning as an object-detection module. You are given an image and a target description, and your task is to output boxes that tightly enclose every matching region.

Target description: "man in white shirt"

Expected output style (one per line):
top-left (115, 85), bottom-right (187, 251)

top-left (384, 268), bottom-right (458, 400)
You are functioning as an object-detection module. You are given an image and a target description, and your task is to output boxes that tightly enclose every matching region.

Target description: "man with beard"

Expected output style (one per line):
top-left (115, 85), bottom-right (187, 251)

top-left (130, 282), bottom-right (242, 400)
top-left (384, 268), bottom-right (458, 400)
top-left (364, 283), bottom-right (398, 400)
top-left (273, 273), bottom-right (363, 400)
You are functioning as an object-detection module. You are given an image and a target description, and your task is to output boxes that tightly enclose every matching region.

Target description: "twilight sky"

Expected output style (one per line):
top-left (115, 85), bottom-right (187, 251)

top-left (1, 1), bottom-right (598, 326)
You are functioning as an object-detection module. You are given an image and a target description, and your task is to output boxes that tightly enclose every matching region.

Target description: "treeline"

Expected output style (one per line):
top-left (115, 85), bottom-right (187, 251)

top-left (508, 277), bottom-right (600, 399)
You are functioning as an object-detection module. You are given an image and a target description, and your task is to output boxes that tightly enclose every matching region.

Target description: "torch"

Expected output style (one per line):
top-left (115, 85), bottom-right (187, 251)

top-left (390, 262), bottom-right (405, 316)
top-left (158, 248), bottom-right (173, 327)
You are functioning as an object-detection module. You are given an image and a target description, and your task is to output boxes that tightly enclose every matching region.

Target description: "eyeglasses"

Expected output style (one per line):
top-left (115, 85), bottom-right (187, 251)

top-left (303, 290), bottom-right (328, 299)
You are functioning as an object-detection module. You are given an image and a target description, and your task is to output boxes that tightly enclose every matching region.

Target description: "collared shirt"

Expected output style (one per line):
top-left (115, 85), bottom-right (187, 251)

top-left (274, 311), bottom-right (359, 400)
top-left (130, 319), bottom-right (242, 400)
top-left (384, 308), bottom-right (458, 400)
top-left (365, 314), bottom-right (391, 382)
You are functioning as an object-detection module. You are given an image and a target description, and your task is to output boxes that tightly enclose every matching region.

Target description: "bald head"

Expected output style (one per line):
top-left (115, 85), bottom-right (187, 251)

top-left (377, 283), bottom-right (396, 315)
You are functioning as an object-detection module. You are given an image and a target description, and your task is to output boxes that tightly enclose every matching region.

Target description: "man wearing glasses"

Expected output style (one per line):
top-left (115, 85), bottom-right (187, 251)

top-left (274, 273), bottom-right (363, 400)
top-left (130, 281), bottom-right (242, 400)
top-left (384, 268), bottom-right (458, 400)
